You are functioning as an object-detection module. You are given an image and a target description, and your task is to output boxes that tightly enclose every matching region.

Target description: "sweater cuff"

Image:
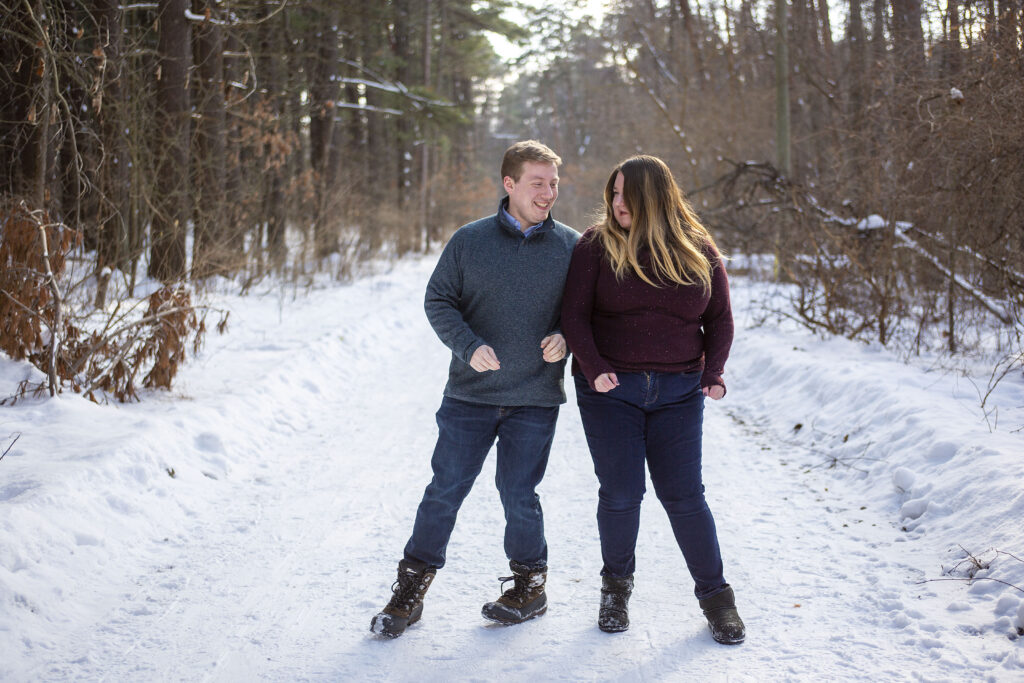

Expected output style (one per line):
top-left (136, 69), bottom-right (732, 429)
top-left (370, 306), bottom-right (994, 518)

top-left (460, 339), bottom-right (485, 365)
top-left (700, 372), bottom-right (727, 396)
top-left (580, 360), bottom-right (616, 390)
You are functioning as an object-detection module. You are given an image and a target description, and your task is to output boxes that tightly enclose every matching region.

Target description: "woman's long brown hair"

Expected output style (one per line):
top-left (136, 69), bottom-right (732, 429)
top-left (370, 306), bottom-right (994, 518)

top-left (597, 155), bottom-right (719, 291)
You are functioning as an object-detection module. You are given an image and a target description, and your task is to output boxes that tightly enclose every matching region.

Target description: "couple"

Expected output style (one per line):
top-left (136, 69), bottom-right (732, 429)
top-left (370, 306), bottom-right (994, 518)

top-left (370, 140), bottom-right (744, 645)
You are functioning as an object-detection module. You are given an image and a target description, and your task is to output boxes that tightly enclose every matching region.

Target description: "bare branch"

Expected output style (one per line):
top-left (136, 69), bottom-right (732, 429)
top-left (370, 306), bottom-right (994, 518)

top-left (635, 24), bottom-right (679, 86)
top-left (0, 433), bottom-right (20, 462)
top-left (618, 50), bottom-right (699, 178)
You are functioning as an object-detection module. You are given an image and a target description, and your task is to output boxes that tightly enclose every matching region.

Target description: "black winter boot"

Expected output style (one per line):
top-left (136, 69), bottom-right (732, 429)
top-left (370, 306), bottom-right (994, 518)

top-left (698, 585), bottom-right (746, 644)
top-left (598, 575), bottom-right (634, 633)
top-left (370, 559), bottom-right (436, 638)
top-left (481, 561), bottom-right (547, 624)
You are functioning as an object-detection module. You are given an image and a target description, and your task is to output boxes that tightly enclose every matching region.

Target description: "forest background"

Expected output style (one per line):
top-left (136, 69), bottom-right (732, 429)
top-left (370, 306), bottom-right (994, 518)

top-left (1, 0), bottom-right (1022, 405)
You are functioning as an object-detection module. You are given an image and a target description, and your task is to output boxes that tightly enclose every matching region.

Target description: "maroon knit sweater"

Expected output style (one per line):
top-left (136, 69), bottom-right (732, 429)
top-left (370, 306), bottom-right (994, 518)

top-left (560, 227), bottom-right (734, 392)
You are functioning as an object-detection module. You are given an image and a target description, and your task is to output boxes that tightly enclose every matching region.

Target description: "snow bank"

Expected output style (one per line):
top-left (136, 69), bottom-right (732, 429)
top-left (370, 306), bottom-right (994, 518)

top-left (728, 276), bottom-right (1024, 642)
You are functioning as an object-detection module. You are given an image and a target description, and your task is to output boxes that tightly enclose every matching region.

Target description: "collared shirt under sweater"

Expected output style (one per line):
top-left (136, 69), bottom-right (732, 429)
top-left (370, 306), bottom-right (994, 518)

top-left (424, 199), bottom-right (580, 407)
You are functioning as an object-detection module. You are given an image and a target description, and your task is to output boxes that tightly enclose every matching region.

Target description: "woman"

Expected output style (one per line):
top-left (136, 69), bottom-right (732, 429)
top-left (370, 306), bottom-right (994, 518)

top-left (561, 155), bottom-right (744, 643)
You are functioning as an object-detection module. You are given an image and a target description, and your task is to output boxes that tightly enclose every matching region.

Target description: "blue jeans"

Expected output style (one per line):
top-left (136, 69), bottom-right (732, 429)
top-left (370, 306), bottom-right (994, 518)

top-left (403, 396), bottom-right (558, 569)
top-left (575, 372), bottom-right (727, 599)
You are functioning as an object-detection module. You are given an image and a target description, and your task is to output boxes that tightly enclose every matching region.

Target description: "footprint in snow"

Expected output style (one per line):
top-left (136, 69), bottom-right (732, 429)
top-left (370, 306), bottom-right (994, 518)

top-left (925, 440), bottom-right (959, 463)
top-left (195, 432), bottom-right (225, 454)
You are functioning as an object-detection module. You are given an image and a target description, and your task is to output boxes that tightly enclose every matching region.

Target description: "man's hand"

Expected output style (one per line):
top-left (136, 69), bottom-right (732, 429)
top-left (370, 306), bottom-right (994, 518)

top-left (469, 344), bottom-right (501, 372)
top-left (594, 372), bottom-right (619, 393)
top-left (540, 334), bottom-right (567, 363)
top-left (702, 385), bottom-right (725, 400)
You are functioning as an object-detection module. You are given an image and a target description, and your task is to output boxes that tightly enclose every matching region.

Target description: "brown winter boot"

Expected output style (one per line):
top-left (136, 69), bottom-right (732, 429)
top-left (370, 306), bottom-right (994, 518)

top-left (370, 559), bottom-right (437, 638)
top-left (698, 585), bottom-right (746, 644)
top-left (481, 561), bottom-right (547, 624)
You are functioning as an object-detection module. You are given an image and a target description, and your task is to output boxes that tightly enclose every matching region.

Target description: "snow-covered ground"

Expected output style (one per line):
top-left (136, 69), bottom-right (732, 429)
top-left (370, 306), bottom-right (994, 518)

top-left (1, 254), bottom-right (1022, 681)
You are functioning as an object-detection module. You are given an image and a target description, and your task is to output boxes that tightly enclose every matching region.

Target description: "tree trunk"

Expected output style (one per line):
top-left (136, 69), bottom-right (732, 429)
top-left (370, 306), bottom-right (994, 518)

top-left (259, 5), bottom-right (287, 273)
top-left (149, 0), bottom-right (190, 284)
top-left (10, 0), bottom-right (52, 208)
top-left (944, 0), bottom-right (963, 75)
top-left (847, 0), bottom-right (869, 202)
top-left (221, 29), bottom-right (248, 267)
top-left (191, 0), bottom-right (228, 279)
top-left (794, 0), bottom-right (828, 172)
top-left (775, 0), bottom-right (792, 176)
top-left (947, 229), bottom-right (957, 353)
top-left (891, 0), bottom-right (925, 79)
top-left (393, 0), bottom-right (414, 225)
top-left (678, 0), bottom-right (708, 88)
top-left (871, 0), bottom-right (888, 70)
top-left (0, 7), bottom-right (22, 195)
top-left (996, 0), bottom-right (1020, 57)
top-left (817, 0), bottom-right (835, 60)
top-left (309, 7), bottom-right (339, 259)
top-left (738, 0), bottom-right (761, 84)
top-left (94, 0), bottom-right (131, 307)
top-left (361, 4), bottom-right (391, 250)
top-left (848, 0), bottom-right (867, 125)
top-left (419, 0), bottom-right (433, 251)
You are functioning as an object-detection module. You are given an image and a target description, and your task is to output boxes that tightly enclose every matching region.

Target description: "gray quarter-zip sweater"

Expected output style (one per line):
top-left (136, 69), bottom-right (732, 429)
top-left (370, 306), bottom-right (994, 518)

top-left (425, 199), bottom-right (580, 406)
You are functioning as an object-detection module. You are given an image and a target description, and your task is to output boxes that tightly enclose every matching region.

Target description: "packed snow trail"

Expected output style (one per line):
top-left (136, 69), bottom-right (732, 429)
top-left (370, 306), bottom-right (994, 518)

top-left (2, 255), bottom-right (1022, 681)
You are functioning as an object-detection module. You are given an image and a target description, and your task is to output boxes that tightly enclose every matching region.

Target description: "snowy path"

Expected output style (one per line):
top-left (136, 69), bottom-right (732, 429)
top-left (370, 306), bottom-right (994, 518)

top-left (3, 255), bottom-right (1022, 681)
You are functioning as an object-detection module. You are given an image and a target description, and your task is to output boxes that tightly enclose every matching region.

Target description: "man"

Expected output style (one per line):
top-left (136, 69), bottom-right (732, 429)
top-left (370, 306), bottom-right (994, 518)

top-left (370, 140), bottom-right (579, 638)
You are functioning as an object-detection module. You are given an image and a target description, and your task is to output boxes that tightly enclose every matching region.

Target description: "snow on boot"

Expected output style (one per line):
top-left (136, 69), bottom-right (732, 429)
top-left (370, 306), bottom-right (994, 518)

top-left (598, 575), bottom-right (634, 633)
top-left (481, 561), bottom-right (547, 624)
top-left (370, 559), bottom-right (436, 638)
top-left (698, 585), bottom-right (746, 644)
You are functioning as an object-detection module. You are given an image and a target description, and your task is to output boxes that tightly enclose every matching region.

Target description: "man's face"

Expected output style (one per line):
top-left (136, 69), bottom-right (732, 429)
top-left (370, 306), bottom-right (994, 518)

top-left (503, 161), bottom-right (559, 229)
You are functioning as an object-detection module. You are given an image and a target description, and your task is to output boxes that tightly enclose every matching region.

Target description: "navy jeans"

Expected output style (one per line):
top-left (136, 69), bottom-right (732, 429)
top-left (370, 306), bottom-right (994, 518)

top-left (403, 396), bottom-right (558, 570)
top-left (575, 371), bottom-right (727, 599)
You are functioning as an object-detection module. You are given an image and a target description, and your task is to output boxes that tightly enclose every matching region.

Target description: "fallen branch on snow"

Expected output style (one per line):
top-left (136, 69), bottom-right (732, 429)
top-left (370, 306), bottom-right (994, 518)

top-left (1, 432), bottom-right (20, 462)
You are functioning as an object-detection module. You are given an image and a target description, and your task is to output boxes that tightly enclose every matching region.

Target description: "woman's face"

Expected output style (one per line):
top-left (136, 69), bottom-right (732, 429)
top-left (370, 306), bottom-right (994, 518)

top-left (611, 172), bottom-right (632, 229)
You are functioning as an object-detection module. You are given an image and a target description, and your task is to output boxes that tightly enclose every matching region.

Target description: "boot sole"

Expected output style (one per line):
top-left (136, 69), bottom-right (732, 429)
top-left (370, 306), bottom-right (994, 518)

top-left (481, 604), bottom-right (547, 625)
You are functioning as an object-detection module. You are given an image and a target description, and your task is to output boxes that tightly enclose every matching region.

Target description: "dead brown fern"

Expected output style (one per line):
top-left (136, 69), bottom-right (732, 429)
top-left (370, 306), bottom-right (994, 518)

top-left (1, 200), bottom-right (82, 396)
top-left (0, 201), bottom-right (79, 364)
top-left (140, 285), bottom-right (201, 391)
top-left (2, 200), bottom-right (223, 404)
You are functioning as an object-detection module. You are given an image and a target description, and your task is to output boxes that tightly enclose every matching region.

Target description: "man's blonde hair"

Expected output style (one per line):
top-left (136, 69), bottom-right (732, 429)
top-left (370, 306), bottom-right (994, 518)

top-left (500, 140), bottom-right (562, 182)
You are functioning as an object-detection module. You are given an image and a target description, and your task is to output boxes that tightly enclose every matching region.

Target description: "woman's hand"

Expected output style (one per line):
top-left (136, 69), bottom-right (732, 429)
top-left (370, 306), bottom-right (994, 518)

top-left (594, 372), bottom-right (619, 393)
top-left (702, 384), bottom-right (725, 400)
top-left (540, 334), bottom-right (567, 362)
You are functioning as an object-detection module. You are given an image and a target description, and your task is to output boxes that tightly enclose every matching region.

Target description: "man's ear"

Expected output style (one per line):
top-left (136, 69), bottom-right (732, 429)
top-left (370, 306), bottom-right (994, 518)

top-left (502, 176), bottom-right (515, 193)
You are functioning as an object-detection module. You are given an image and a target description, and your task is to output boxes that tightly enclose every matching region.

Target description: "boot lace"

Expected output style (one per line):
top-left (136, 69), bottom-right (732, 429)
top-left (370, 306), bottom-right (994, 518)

top-left (499, 571), bottom-right (542, 601)
top-left (499, 574), bottom-right (528, 600)
top-left (386, 571), bottom-right (427, 611)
